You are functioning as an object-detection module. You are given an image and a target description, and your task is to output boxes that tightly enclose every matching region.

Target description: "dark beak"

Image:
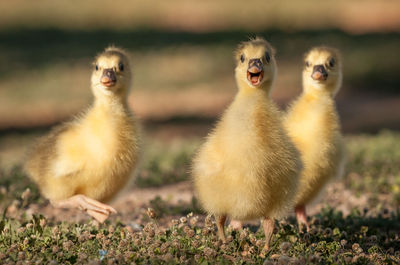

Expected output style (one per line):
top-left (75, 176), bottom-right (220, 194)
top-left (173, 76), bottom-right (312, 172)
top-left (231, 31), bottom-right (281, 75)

top-left (247, 58), bottom-right (264, 85)
top-left (101, 69), bottom-right (117, 87)
top-left (312, 65), bottom-right (328, 81)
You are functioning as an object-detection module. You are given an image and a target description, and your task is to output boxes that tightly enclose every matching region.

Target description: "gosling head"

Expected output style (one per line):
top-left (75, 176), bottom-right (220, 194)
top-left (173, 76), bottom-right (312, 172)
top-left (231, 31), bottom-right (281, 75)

top-left (303, 47), bottom-right (342, 97)
top-left (234, 37), bottom-right (277, 93)
top-left (91, 46), bottom-right (132, 99)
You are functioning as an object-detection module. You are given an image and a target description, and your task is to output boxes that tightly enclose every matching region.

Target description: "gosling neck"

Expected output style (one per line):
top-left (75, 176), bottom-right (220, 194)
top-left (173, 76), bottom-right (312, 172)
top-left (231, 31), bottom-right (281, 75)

top-left (93, 89), bottom-right (129, 113)
top-left (302, 84), bottom-right (335, 102)
top-left (302, 75), bottom-right (340, 99)
top-left (236, 77), bottom-right (273, 98)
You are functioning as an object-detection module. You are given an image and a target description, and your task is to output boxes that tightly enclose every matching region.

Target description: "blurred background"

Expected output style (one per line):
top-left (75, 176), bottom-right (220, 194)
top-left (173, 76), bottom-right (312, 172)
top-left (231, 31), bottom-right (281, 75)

top-left (0, 0), bottom-right (399, 193)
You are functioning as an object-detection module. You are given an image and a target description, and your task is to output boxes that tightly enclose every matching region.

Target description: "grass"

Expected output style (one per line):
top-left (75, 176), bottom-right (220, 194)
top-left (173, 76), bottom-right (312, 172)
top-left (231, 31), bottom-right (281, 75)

top-left (0, 208), bottom-right (399, 264)
top-left (345, 130), bottom-right (400, 207)
top-left (0, 130), bottom-right (400, 263)
top-left (136, 139), bottom-right (200, 188)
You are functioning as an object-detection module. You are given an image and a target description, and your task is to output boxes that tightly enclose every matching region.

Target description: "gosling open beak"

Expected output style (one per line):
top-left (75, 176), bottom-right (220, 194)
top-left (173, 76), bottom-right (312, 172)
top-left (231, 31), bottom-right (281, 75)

top-left (247, 58), bottom-right (264, 86)
top-left (100, 69), bottom-right (117, 88)
top-left (311, 65), bottom-right (328, 81)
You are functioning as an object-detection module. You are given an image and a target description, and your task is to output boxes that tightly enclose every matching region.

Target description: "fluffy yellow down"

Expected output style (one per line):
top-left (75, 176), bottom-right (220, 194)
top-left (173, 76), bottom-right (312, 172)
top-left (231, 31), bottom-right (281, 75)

top-left (25, 47), bottom-right (140, 203)
top-left (284, 47), bottom-right (345, 207)
top-left (193, 38), bottom-right (302, 221)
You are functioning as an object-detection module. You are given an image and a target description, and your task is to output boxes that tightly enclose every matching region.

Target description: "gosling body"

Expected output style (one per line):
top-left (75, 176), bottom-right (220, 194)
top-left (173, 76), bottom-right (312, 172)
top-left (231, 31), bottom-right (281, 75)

top-left (193, 38), bottom-right (301, 249)
top-left (25, 47), bottom-right (140, 222)
top-left (284, 47), bottom-right (345, 229)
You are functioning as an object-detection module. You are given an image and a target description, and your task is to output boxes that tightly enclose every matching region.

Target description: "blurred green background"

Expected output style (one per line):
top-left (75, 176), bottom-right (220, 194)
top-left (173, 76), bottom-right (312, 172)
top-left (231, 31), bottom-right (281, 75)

top-left (1, 0), bottom-right (400, 170)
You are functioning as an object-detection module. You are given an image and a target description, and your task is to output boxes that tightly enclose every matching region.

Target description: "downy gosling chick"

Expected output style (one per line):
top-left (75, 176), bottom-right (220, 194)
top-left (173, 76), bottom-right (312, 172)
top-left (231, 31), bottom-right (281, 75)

top-left (284, 47), bottom-right (345, 231)
top-left (25, 47), bottom-right (140, 223)
top-left (192, 38), bottom-right (302, 250)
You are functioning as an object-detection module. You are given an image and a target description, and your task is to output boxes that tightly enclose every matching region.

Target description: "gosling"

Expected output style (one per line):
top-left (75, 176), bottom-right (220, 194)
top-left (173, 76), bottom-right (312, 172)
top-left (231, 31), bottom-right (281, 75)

top-left (25, 47), bottom-right (140, 223)
top-left (192, 38), bottom-right (302, 250)
top-left (284, 46), bottom-right (345, 231)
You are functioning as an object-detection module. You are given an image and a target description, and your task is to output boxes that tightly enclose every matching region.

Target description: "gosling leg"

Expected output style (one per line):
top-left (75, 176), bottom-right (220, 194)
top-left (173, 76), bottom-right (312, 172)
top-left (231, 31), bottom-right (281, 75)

top-left (216, 215), bottom-right (227, 242)
top-left (262, 217), bottom-right (275, 250)
top-left (295, 205), bottom-right (309, 232)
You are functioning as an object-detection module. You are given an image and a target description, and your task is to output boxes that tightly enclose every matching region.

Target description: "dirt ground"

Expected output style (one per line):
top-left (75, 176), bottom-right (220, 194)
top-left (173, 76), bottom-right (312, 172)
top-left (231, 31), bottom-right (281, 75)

top-left (6, 175), bottom-right (391, 232)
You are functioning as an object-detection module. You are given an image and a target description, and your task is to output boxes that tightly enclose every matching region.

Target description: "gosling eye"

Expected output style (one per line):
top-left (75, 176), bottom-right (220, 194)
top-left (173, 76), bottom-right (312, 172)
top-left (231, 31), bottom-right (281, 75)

top-left (95, 64), bottom-right (99, 71)
top-left (328, 57), bottom-right (335, 68)
top-left (240, 54), bottom-right (245, 63)
top-left (264, 51), bottom-right (270, 63)
top-left (305, 61), bottom-right (310, 67)
top-left (118, 62), bottom-right (124, 71)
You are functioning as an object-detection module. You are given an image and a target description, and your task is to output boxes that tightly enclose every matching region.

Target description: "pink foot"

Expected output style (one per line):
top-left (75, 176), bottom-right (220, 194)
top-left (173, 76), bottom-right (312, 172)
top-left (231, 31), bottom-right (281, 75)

top-left (229, 220), bottom-right (243, 230)
top-left (52, 195), bottom-right (117, 223)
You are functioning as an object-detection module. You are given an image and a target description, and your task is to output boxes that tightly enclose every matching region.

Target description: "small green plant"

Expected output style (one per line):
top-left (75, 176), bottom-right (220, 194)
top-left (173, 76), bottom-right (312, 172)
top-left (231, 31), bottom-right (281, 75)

top-left (1, 131), bottom-right (400, 264)
top-left (0, 207), bottom-right (399, 264)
